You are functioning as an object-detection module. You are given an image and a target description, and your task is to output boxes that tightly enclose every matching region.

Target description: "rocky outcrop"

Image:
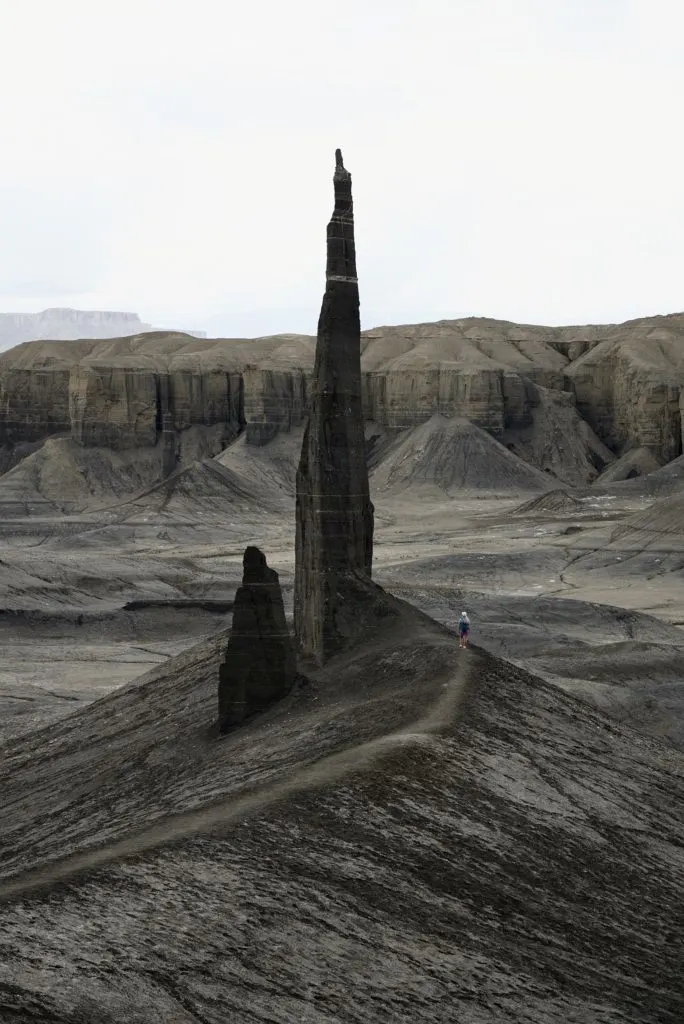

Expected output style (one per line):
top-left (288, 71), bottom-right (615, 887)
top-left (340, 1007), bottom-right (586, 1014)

top-left (362, 366), bottom-right (506, 433)
top-left (294, 150), bottom-right (374, 663)
top-left (217, 546), bottom-right (295, 731)
top-left (164, 369), bottom-right (242, 433)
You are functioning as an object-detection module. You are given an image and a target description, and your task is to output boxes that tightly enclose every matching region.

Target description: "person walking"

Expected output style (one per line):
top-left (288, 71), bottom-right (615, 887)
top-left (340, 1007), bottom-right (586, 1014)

top-left (458, 611), bottom-right (471, 648)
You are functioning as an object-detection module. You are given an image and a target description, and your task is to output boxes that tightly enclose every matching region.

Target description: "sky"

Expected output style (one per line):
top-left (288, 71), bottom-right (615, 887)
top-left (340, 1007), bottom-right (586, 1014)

top-left (1, 0), bottom-right (683, 338)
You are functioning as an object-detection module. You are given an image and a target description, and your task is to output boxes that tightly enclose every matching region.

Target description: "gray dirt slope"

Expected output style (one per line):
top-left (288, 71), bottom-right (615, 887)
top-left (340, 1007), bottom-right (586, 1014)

top-left (512, 488), bottom-right (584, 516)
top-left (594, 452), bottom-right (684, 498)
top-left (0, 586), bottom-right (682, 1024)
top-left (371, 414), bottom-right (552, 495)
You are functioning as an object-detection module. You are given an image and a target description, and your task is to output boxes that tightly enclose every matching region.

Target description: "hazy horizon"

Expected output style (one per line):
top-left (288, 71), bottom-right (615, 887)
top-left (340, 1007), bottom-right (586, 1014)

top-left (3, 0), bottom-right (683, 338)
top-left (3, 303), bottom-right (684, 350)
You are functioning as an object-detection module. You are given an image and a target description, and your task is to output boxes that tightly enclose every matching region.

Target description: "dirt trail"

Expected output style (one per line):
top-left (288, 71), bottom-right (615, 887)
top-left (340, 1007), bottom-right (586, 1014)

top-left (0, 649), bottom-right (471, 904)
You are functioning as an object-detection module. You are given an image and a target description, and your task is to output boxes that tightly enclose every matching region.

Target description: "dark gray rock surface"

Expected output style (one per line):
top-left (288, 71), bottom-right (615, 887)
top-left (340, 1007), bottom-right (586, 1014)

top-left (0, 591), bottom-right (681, 1022)
top-left (294, 149), bottom-right (374, 663)
top-left (218, 545), bottom-right (295, 730)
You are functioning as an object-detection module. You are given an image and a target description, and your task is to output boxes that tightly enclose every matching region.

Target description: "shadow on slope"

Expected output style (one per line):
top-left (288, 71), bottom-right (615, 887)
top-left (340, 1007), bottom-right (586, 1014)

top-left (371, 414), bottom-right (551, 496)
top-left (215, 426), bottom-right (304, 500)
top-left (0, 581), bottom-right (681, 1022)
top-left (593, 451), bottom-right (684, 498)
top-left (502, 383), bottom-right (613, 486)
top-left (594, 446), bottom-right (662, 486)
top-left (98, 428), bottom-right (307, 531)
top-left (113, 458), bottom-right (280, 522)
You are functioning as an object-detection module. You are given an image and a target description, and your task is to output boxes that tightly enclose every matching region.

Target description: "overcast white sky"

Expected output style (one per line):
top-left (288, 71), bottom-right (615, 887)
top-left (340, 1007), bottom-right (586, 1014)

top-left (1, 0), bottom-right (682, 337)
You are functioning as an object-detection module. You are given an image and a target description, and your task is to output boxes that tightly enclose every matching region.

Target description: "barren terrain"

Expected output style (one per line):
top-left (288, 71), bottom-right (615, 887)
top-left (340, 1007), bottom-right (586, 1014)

top-left (0, 420), bottom-right (682, 1022)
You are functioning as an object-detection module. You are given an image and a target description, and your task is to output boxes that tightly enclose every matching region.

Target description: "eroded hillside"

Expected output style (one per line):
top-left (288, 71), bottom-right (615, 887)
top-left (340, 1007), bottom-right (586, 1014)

top-left (0, 596), bottom-right (682, 1023)
top-left (2, 313), bottom-right (684, 498)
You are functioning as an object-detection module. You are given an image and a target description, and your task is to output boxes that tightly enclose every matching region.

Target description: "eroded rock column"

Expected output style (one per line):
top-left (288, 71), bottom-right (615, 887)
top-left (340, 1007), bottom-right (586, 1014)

top-left (294, 149), bottom-right (374, 663)
top-left (218, 546), bottom-right (295, 731)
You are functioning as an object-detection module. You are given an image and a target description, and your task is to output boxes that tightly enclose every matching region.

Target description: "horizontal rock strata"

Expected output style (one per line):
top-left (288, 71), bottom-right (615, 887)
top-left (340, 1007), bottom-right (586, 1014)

top-left (2, 315), bottom-right (684, 478)
top-left (294, 149), bottom-right (374, 663)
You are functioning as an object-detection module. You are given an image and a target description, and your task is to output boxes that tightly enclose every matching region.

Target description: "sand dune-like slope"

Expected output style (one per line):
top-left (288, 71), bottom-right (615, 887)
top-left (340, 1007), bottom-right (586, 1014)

top-left (0, 426), bottom-right (302, 523)
top-left (606, 491), bottom-right (684, 552)
top-left (594, 446), bottom-right (663, 485)
top-left (512, 489), bottom-right (584, 516)
top-left (371, 414), bottom-right (551, 496)
top-left (595, 452), bottom-right (684, 499)
top-left (116, 458), bottom-right (277, 521)
top-left (547, 489), bottom-right (684, 635)
top-left (97, 430), bottom-right (305, 537)
top-left (215, 426), bottom-right (304, 501)
top-left (0, 587), bottom-right (681, 1023)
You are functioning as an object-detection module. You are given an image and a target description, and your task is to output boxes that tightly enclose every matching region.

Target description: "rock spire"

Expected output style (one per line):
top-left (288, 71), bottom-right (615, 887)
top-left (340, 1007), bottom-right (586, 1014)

top-left (218, 546), bottom-right (295, 731)
top-left (294, 149), bottom-right (374, 664)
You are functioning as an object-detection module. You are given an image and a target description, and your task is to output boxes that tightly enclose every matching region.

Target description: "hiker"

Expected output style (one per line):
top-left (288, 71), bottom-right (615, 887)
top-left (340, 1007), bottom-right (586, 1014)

top-left (458, 611), bottom-right (470, 648)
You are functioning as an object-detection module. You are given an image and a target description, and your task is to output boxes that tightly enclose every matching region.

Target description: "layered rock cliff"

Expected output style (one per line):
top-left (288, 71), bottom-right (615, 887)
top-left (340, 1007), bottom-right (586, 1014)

top-left (565, 315), bottom-right (684, 463)
top-left (1, 311), bottom-right (684, 487)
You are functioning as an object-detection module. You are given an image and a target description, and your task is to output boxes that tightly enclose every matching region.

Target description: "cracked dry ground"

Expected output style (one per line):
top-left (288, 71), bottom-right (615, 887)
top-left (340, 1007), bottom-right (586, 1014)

top-left (0, 605), bottom-right (682, 1023)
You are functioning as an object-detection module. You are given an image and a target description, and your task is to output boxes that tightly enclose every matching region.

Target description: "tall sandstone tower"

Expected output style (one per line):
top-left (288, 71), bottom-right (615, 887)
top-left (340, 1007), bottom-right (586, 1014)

top-left (294, 149), bottom-right (374, 664)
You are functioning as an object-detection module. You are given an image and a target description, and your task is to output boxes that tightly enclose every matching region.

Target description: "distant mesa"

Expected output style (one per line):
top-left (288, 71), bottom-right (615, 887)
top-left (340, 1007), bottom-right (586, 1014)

top-left (0, 307), bottom-right (206, 350)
